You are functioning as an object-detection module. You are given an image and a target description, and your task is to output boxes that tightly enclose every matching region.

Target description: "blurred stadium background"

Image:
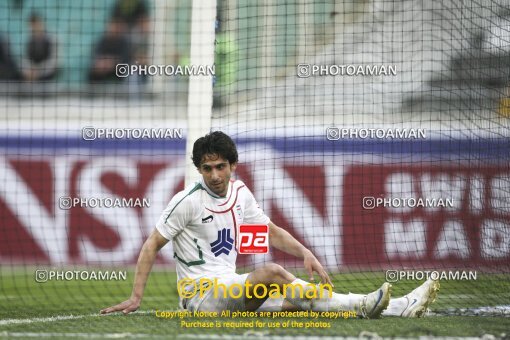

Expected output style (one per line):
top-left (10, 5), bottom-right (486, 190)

top-left (1, 0), bottom-right (510, 338)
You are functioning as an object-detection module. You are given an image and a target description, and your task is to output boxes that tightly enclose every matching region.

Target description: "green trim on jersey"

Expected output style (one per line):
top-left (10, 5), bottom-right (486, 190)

top-left (164, 182), bottom-right (203, 224)
top-left (174, 238), bottom-right (205, 267)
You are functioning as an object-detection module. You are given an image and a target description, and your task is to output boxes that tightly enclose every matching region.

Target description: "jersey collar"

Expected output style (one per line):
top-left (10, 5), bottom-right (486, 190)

top-left (200, 177), bottom-right (232, 199)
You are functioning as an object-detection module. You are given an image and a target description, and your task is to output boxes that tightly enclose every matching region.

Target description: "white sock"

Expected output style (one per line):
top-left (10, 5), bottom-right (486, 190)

top-left (312, 291), bottom-right (366, 312)
top-left (382, 296), bottom-right (409, 316)
top-left (284, 279), bottom-right (365, 312)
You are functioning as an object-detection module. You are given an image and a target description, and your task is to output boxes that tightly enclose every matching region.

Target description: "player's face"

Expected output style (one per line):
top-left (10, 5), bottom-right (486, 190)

top-left (198, 154), bottom-right (237, 197)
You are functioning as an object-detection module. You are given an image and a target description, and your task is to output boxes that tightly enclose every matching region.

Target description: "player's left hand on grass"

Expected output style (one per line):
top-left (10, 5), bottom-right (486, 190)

top-left (100, 297), bottom-right (140, 315)
top-left (303, 250), bottom-right (333, 287)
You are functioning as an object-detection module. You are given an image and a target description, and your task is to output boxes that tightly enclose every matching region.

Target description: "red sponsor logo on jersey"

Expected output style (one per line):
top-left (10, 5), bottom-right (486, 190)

top-left (237, 224), bottom-right (269, 254)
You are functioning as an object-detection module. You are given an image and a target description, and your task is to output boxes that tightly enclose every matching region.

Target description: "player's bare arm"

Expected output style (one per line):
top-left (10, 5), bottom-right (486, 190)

top-left (268, 221), bottom-right (333, 286)
top-left (100, 229), bottom-right (168, 315)
top-left (245, 221), bottom-right (392, 316)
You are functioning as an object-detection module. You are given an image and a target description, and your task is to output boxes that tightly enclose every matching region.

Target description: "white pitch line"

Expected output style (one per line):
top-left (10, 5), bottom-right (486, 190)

top-left (0, 314), bottom-right (91, 326)
top-left (0, 310), bottom-right (153, 326)
top-left (0, 332), bottom-right (158, 338)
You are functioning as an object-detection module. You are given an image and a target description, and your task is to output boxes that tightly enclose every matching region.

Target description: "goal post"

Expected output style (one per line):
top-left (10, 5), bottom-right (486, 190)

top-left (185, 0), bottom-right (217, 186)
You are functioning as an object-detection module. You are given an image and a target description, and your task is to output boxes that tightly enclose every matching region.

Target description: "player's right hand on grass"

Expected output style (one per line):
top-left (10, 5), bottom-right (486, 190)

top-left (100, 297), bottom-right (140, 315)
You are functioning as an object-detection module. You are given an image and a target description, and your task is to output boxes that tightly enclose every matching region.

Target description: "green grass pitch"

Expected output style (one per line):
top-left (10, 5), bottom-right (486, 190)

top-left (1, 267), bottom-right (509, 338)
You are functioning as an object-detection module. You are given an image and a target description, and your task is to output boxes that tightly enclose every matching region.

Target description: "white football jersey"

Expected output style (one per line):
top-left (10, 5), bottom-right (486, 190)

top-left (156, 178), bottom-right (270, 282)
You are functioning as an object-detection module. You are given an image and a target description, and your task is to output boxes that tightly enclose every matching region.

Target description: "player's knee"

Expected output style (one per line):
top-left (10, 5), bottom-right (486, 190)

top-left (264, 263), bottom-right (290, 280)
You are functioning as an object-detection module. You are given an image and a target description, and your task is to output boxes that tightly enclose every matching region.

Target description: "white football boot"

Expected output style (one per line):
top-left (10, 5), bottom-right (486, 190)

top-left (383, 278), bottom-right (440, 317)
top-left (359, 282), bottom-right (392, 319)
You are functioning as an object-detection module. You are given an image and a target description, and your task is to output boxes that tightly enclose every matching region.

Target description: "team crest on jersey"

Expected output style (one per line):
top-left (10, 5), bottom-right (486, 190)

top-left (235, 204), bottom-right (243, 220)
top-left (210, 228), bottom-right (234, 256)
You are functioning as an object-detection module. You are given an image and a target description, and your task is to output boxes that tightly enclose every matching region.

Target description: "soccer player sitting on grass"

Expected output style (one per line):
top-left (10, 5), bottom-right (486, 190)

top-left (101, 131), bottom-right (439, 318)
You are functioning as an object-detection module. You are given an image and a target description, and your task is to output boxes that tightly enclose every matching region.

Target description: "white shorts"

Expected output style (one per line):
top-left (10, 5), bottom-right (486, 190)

top-left (180, 273), bottom-right (284, 312)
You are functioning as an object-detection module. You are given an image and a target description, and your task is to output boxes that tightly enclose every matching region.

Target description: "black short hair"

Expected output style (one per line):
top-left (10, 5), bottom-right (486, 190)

top-left (192, 131), bottom-right (238, 168)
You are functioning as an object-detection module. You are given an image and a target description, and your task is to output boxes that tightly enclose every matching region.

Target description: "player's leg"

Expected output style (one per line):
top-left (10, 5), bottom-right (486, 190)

top-left (244, 263), bottom-right (296, 311)
top-left (382, 278), bottom-right (440, 317)
top-left (245, 263), bottom-right (391, 318)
